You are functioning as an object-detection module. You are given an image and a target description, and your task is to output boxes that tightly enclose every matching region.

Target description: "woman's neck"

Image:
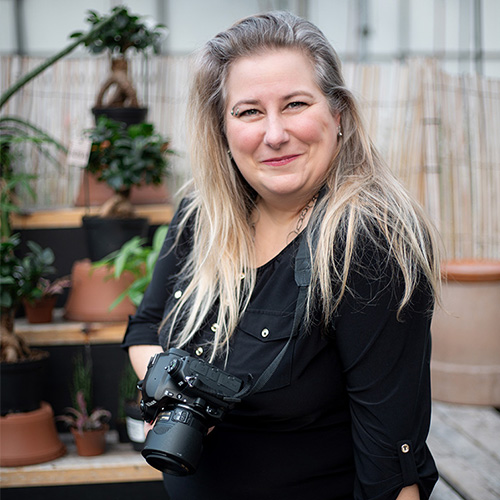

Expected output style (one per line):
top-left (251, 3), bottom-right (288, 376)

top-left (252, 193), bottom-right (318, 267)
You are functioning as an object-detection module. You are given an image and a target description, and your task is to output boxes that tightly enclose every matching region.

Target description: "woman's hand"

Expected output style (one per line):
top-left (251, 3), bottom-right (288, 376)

top-left (144, 420), bottom-right (154, 438)
top-left (396, 484), bottom-right (420, 500)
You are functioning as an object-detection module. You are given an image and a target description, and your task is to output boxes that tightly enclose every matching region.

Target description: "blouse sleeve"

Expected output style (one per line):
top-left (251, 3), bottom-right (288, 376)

top-left (121, 199), bottom-right (192, 350)
top-left (333, 243), bottom-right (438, 499)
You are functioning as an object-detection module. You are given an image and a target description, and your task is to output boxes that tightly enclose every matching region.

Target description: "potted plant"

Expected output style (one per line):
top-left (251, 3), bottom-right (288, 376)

top-left (0, 171), bottom-right (66, 467)
top-left (57, 352), bottom-right (112, 457)
top-left (70, 6), bottom-right (166, 126)
top-left (15, 241), bottom-right (71, 324)
top-left (1, 170), bottom-right (45, 385)
top-left (79, 116), bottom-right (171, 262)
top-left (64, 225), bottom-right (168, 323)
top-left (93, 224), bottom-right (168, 309)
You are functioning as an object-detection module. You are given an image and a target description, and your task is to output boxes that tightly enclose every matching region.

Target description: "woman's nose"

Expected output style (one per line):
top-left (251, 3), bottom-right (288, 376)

top-left (263, 115), bottom-right (289, 149)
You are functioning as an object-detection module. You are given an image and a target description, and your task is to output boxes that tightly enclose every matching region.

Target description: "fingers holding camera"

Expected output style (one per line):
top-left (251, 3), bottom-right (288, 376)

top-left (144, 420), bottom-right (154, 438)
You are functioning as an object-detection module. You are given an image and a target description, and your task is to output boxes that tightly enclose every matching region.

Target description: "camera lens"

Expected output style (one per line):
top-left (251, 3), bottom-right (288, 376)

top-left (141, 407), bottom-right (206, 476)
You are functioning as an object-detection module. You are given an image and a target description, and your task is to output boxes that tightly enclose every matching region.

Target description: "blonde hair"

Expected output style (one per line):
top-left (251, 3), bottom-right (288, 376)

top-left (162, 11), bottom-right (441, 361)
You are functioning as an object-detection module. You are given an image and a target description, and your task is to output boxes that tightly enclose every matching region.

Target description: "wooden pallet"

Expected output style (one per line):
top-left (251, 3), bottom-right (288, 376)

top-left (429, 401), bottom-right (500, 500)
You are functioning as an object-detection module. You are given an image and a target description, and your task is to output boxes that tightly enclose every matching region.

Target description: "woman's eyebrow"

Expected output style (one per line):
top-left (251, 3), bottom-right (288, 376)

top-left (231, 91), bottom-right (314, 110)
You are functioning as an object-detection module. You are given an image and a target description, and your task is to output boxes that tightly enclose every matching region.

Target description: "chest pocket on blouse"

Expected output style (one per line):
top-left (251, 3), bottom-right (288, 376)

top-left (228, 309), bottom-right (297, 393)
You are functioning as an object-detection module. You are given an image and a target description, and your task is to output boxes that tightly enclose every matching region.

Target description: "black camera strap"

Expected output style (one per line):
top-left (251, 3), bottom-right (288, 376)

top-left (225, 228), bottom-right (312, 402)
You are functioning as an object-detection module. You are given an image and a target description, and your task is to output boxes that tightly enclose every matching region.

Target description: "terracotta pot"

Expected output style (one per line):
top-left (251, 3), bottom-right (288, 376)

top-left (0, 401), bottom-right (66, 466)
top-left (23, 296), bottom-right (58, 324)
top-left (431, 259), bottom-right (500, 405)
top-left (71, 425), bottom-right (108, 457)
top-left (64, 259), bottom-right (136, 322)
top-left (75, 171), bottom-right (169, 207)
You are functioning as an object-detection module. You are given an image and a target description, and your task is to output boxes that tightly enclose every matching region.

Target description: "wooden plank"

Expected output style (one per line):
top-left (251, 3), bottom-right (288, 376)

top-left (11, 204), bottom-right (174, 229)
top-left (428, 401), bottom-right (500, 500)
top-left (432, 402), bottom-right (500, 462)
top-left (431, 478), bottom-right (465, 500)
top-left (16, 310), bottom-right (126, 346)
top-left (0, 432), bottom-right (162, 488)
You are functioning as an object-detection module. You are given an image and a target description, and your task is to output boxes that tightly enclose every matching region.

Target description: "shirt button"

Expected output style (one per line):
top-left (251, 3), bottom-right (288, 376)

top-left (195, 347), bottom-right (203, 356)
top-left (261, 328), bottom-right (270, 338)
top-left (401, 443), bottom-right (410, 453)
top-left (211, 323), bottom-right (219, 332)
top-left (174, 290), bottom-right (182, 299)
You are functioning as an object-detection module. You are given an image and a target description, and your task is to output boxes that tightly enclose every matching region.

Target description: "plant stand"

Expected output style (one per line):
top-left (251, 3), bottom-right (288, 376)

top-left (431, 259), bottom-right (500, 405)
top-left (0, 402), bottom-right (66, 466)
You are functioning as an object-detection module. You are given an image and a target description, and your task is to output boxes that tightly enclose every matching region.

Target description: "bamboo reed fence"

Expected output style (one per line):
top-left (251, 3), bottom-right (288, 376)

top-left (1, 55), bottom-right (499, 259)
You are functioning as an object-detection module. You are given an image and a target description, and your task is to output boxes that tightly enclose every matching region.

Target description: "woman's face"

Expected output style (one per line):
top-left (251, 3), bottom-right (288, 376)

top-left (225, 49), bottom-right (340, 206)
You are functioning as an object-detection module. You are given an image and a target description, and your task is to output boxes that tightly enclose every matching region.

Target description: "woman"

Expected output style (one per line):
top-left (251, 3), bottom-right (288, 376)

top-left (123, 11), bottom-right (440, 500)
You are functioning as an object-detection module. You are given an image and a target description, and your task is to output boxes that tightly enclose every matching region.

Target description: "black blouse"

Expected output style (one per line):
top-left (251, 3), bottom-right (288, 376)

top-left (122, 201), bottom-right (438, 500)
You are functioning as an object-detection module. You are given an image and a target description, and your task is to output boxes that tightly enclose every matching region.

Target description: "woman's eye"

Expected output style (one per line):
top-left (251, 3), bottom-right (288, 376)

top-left (239, 108), bottom-right (260, 117)
top-left (287, 101), bottom-right (307, 110)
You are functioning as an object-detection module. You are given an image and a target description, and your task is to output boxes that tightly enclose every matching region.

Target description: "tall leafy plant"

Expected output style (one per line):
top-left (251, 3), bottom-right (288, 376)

top-left (93, 225), bottom-right (168, 309)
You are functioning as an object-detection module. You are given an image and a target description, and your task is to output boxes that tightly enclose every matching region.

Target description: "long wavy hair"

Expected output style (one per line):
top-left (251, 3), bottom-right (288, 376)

top-left (162, 11), bottom-right (441, 361)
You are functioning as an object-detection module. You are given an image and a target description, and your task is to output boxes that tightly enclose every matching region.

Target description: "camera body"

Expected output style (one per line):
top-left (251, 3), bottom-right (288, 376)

top-left (139, 348), bottom-right (244, 475)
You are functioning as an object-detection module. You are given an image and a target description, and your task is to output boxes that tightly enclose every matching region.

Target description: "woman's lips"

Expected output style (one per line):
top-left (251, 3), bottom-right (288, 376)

top-left (261, 154), bottom-right (300, 167)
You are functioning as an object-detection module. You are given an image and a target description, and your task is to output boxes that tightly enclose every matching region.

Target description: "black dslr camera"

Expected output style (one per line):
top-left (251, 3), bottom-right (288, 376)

top-left (138, 348), bottom-right (244, 476)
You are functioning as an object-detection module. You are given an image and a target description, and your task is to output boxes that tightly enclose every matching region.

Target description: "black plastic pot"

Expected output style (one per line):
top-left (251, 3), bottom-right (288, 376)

top-left (92, 107), bottom-right (148, 127)
top-left (82, 216), bottom-right (149, 262)
top-left (125, 402), bottom-right (145, 451)
top-left (0, 351), bottom-right (49, 415)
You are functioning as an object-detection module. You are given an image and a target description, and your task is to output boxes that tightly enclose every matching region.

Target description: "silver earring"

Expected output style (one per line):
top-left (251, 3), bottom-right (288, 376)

top-left (337, 125), bottom-right (343, 138)
top-left (227, 149), bottom-right (233, 160)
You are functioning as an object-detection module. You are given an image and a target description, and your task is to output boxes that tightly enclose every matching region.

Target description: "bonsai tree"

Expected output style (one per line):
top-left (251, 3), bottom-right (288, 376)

top-left (70, 6), bottom-right (166, 110)
top-left (86, 116), bottom-right (172, 217)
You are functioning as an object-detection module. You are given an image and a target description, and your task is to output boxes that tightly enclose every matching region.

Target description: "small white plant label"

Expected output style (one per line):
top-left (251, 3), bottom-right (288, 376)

top-left (67, 137), bottom-right (92, 167)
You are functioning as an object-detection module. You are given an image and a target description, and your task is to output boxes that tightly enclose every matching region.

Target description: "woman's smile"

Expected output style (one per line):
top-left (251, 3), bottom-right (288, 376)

top-left (261, 154), bottom-right (302, 167)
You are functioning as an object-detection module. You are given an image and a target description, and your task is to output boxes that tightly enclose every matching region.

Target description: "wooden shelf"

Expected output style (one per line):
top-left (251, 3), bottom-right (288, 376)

top-left (0, 431), bottom-right (162, 488)
top-left (16, 310), bottom-right (126, 346)
top-left (11, 204), bottom-right (174, 230)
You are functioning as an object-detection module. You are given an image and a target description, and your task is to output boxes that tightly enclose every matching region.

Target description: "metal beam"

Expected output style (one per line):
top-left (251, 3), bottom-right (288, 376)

top-left (473, 0), bottom-right (483, 74)
top-left (14, 0), bottom-right (25, 56)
